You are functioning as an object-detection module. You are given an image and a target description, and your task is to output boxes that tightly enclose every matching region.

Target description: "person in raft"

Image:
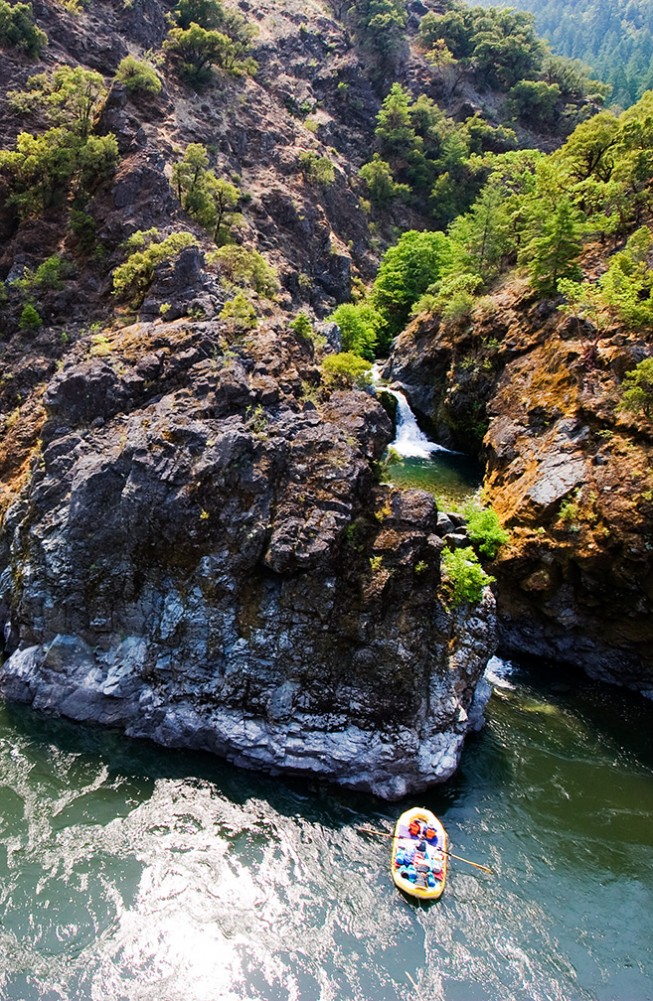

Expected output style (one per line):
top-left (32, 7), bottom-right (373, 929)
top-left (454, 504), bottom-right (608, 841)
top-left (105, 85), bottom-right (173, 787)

top-left (398, 817), bottom-right (423, 840)
top-left (423, 823), bottom-right (442, 849)
top-left (394, 818), bottom-right (424, 870)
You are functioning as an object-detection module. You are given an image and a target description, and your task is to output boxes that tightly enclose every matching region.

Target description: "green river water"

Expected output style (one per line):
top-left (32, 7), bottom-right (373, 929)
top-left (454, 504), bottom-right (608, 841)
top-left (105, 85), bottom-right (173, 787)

top-left (0, 657), bottom-right (652, 1001)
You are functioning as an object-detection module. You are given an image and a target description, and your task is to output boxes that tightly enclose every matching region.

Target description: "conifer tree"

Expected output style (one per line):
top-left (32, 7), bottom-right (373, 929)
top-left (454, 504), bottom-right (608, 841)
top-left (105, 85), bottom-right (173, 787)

top-left (523, 198), bottom-right (582, 294)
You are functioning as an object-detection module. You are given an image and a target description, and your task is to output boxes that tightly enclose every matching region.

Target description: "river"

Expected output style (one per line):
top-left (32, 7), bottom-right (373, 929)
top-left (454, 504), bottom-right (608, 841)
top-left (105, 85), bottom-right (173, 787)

top-left (0, 657), bottom-right (652, 1000)
top-left (2, 395), bottom-right (652, 1001)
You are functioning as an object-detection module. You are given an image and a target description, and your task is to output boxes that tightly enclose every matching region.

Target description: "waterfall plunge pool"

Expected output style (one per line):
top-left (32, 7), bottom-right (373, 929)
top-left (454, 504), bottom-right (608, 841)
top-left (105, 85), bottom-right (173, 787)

top-left (379, 384), bottom-right (483, 509)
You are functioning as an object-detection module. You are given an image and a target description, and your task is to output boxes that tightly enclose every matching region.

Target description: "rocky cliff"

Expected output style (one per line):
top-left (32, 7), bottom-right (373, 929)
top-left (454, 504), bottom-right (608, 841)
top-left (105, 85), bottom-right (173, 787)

top-left (384, 279), bottom-right (653, 695)
top-left (0, 316), bottom-right (495, 798)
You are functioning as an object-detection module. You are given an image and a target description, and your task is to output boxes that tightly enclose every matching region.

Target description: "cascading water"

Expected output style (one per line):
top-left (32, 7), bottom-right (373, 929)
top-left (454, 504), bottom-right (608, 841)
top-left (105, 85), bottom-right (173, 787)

top-left (384, 386), bottom-right (451, 459)
top-left (373, 368), bottom-right (482, 506)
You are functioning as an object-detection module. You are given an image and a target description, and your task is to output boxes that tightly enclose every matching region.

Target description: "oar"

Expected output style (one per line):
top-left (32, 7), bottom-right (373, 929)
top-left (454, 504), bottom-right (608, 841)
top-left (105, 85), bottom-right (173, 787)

top-left (356, 826), bottom-right (494, 875)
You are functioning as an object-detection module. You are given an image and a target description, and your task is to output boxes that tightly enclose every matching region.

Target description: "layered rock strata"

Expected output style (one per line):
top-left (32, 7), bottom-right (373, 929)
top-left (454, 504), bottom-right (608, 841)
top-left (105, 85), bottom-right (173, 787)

top-left (0, 318), bottom-right (496, 798)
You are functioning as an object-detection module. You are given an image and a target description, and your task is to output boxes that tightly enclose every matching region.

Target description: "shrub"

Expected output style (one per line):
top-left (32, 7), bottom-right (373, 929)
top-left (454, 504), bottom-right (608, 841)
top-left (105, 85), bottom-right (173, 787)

top-left (508, 79), bottom-right (561, 128)
top-left (207, 245), bottom-right (278, 297)
top-left (321, 351), bottom-right (372, 390)
top-left (298, 151), bottom-right (335, 185)
top-left (289, 312), bottom-right (314, 341)
top-left (19, 302), bottom-right (42, 330)
top-left (112, 230), bottom-right (197, 303)
top-left (0, 0), bottom-right (47, 55)
top-left (599, 227), bottom-right (653, 327)
top-left (617, 357), bottom-right (653, 420)
top-left (463, 501), bottom-right (509, 559)
top-left (327, 302), bottom-right (384, 360)
top-left (414, 272), bottom-right (482, 324)
top-left (69, 208), bottom-right (96, 250)
top-left (441, 546), bottom-right (494, 606)
top-left (220, 291), bottom-right (257, 330)
top-left (115, 55), bottom-right (162, 95)
top-left (13, 254), bottom-right (73, 293)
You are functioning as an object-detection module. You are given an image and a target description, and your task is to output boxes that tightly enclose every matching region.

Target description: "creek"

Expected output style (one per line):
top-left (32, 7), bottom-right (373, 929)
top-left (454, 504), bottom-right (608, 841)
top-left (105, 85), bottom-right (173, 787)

top-left (0, 658), bottom-right (652, 1000)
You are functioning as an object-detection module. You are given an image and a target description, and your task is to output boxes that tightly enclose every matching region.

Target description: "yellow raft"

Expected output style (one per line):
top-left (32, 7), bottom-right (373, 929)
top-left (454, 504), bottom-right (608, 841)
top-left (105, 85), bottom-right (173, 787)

top-left (391, 807), bottom-right (448, 900)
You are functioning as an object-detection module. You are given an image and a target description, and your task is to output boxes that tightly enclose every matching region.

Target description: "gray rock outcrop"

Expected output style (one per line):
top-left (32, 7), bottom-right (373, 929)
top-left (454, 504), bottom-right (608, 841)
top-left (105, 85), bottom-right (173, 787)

top-left (0, 318), bottom-right (496, 799)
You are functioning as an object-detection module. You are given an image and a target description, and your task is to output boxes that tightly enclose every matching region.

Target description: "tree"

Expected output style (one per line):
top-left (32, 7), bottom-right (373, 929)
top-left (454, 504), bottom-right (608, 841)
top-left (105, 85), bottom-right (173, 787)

top-left (327, 302), bottom-right (385, 360)
top-left (522, 197), bottom-right (582, 294)
top-left (617, 357), bottom-right (653, 419)
top-left (371, 230), bottom-right (452, 346)
top-left (0, 127), bottom-right (118, 218)
top-left (171, 144), bottom-right (242, 243)
top-left (9, 65), bottom-right (107, 137)
top-left (359, 155), bottom-right (410, 206)
top-left (557, 110), bottom-right (620, 182)
top-left (165, 23), bottom-right (252, 86)
top-left (348, 0), bottom-right (407, 68)
top-left (448, 182), bottom-right (512, 282)
top-left (0, 0), bottom-right (47, 56)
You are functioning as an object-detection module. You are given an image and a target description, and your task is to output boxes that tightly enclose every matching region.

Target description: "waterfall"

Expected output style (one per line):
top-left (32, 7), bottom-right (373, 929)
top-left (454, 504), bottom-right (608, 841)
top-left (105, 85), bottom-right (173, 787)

top-left (387, 389), bottom-right (451, 458)
top-left (372, 366), bottom-right (452, 458)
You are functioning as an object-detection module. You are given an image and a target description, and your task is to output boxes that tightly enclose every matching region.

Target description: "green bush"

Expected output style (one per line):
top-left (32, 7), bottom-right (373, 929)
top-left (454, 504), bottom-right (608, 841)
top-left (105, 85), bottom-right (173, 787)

top-left (321, 351), bottom-right (372, 390)
top-left (289, 312), bottom-right (314, 342)
top-left (441, 546), bottom-right (494, 606)
top-left (599, 227), bottom-right (653, 327)
top-left (19, 302), bottom-right (42, 330)
top-left (463, 502), bottom-right (509, 559)
top-left (13, 254), bottom-right (73, 293)
top-left (220, 291), bottom-right (257, 331)
top-left (508, 79), bottom-right (561, 128)
top-left (298, 151), bottom-right (335, 185)
top-left (115, 55), bottom-right (162, 95)
top-left (207, 245), bottom-right (278, 298)
top-left (112, 230), bottom-right (197, 303)
top-left (617, 356), bottom-right (653, 420)
top-left (0, 0), bottom-right (47, 55)
top-left (327, 302), bottom-right (384, 360)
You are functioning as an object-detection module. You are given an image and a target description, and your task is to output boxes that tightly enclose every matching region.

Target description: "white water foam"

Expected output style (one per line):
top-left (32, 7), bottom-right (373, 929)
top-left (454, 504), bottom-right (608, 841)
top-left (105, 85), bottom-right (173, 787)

top-left (485, 655), bottom-right (517, 689)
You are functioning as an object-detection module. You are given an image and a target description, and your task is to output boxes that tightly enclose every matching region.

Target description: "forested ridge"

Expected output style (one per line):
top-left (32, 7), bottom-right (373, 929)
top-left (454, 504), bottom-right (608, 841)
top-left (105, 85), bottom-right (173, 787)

top-left (474, 0), bottom-right (653, 108)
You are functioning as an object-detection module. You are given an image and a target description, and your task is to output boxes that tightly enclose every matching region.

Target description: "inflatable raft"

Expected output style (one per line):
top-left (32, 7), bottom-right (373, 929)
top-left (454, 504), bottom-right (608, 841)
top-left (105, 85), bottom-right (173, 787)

top-left (391, 807), bottom-right (448, 900)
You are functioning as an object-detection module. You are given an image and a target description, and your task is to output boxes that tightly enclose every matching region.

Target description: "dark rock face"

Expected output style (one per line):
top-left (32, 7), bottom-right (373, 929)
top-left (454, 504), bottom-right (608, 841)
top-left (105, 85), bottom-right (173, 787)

top-left (0, 319), bottom-right (496, 799)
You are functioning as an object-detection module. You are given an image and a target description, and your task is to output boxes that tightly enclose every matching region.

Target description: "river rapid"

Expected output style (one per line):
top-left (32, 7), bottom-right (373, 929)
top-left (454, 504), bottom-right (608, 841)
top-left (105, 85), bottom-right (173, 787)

top-left (0, 657), bottom-right (652, 1001)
